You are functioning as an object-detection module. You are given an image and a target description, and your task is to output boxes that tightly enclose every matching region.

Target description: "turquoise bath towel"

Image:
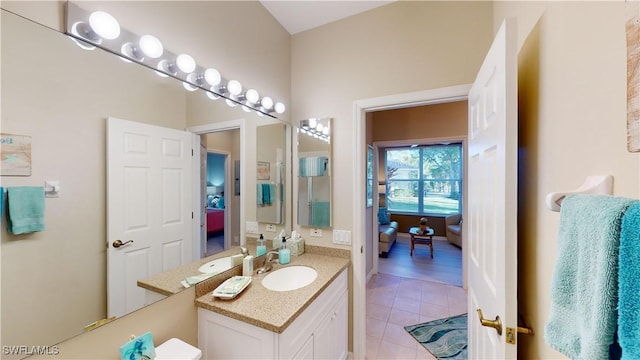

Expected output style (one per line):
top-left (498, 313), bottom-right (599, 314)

top-left (6, 186), bottom-right (46, 235)
top-left (545, 194), bottom-right (637, 359)
top-left (618, 201), bottom-right (640, 360)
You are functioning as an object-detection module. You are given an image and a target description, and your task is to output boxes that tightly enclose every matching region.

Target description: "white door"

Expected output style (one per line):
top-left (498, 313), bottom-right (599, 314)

top-left (107, 117), bottom-right (193, 318)
top-left (467, 19), bottom-right (518, 358)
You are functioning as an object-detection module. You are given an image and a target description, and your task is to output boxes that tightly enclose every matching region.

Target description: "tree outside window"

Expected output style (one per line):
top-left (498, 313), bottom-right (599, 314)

top-left (385, 144), bottom-right (462, 215)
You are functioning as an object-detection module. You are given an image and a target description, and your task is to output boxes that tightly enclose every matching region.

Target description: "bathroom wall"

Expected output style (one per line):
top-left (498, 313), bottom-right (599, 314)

top-left (291, 1), bottom-right (494, 247)
top-left (492, 2), bottom-right (639, 358)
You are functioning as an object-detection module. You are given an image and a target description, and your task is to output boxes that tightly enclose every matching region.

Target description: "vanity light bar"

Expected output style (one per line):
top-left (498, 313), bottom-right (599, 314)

top-left (298, 119), bottom-right (330, 143)
top-left (64, 2), bottom-right (286, 118)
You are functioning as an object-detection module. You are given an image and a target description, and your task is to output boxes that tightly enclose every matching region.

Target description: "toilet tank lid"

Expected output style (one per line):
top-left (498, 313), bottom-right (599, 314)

top-left (155, 338), bottom-right (202, 360)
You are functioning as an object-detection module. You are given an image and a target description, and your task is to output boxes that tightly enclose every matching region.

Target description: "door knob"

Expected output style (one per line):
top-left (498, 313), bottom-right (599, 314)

top-left (112, 239), bottom-right (134, 248)
top-left (477, 308), bottom-right (502, 336)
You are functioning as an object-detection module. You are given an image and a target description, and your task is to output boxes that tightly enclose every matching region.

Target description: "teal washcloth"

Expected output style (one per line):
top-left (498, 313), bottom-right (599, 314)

top-left (6, 186), bottom-right (45, 234)
top-left (544, 194), bottom-right (637, 359)
top-left (618, 201), bottom-right (640, 359)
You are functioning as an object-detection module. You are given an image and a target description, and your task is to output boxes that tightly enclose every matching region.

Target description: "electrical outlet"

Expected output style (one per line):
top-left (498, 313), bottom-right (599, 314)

top-left (310, 228), bottom-right (322, 237)
top-left (246, 221), bottom-right (259, 234)
top-left (266, 224), bottom-right (276, 232)
top-left (332, 230), bottom-right (352, 245)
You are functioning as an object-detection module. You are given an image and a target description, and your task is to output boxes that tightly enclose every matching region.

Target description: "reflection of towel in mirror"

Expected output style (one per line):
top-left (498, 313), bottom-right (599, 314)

top-left (311, 201), bottom-right (330, 227)
top-left (257, 183), bottom-right (273, 205)
top-left (299, 157), bottom-right (328, 177)
top-left (257, 184), bottom-right (263, 205)
top-left (0, 187), bottom-right (3, 224)
top-left (7, 186), bottom-right (46, 235)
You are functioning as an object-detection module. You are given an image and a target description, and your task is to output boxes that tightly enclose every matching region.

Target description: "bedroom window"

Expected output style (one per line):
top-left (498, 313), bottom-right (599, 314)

top-left (385, 143), bottom-right (462, 215)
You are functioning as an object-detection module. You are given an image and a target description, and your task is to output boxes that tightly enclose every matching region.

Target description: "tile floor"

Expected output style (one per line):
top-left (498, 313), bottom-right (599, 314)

top-left (366, 235), bottom-right (467, 359)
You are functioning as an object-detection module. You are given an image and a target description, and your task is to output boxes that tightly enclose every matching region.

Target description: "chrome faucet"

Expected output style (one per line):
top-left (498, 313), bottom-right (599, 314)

top-left (256, 250), bottom-right (280, 274)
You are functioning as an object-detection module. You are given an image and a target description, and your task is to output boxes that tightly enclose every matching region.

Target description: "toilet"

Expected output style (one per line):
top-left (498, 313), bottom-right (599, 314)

top-left (155, 338), bottom-right (202, 360)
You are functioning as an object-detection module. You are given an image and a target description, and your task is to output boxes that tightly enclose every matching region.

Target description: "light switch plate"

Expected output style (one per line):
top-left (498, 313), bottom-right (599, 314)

top-left (246, 221), bottom-right (259, 234)
top-left (332, 230), bottom-right (352, 245)
top-left (310, 228), bottom-right (322, 237)
top-left (266, 224), bottom-right (276, 232)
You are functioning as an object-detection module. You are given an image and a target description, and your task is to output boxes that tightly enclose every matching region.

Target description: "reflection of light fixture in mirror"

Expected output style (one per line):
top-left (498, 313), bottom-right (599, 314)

top-left (299, 118), bottom-right (331, 143)
top-left (226, 99), bottom-right (238, 107)
top-left (206, 87), bottom-right (220, 100)
top-left (65, 2), bottom-right (285, 117)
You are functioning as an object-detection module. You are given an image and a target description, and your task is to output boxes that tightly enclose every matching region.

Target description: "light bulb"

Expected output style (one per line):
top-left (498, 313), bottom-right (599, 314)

top-left (204, 69), bottom-right (221, 86)
top-left (316, 123), bottom-right (324, 132)
top-left (183, 82), bottom-right (197, 91)
top-left (242, 105), bottom-right (252, 113)
top-left (308, 118), bottom-right (317, 129)
top-left (274, 102), bottom-right (286, 114)
top-left (207, 87), bottom-right (220, 100)
top-left (225, 99), bottom-right (238, 107)
top-left (322, 127), bottom-right (329, 135)
top-left (139, 35), bottom-right (163, 58)
top-left (156, 59), bottom-right (176, 77)
top-left (121, 43), bottom-right (144, 62)
top-left (261, 96), bottom-right (273, 110)
top-left (228, 80), bottom-right (242, 96)
top-left (89, 11), bottom-right (120, 40)
top-left (246, 89), bottom-right (259, 104)
top-left (176, 54), bottom-right (196, 73)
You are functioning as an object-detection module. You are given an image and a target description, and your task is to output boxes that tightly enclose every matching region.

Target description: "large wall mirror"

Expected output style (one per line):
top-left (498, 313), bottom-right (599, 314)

top-left (297, 118), bottom-right (332, 228)
top-left (1, 9), bottom-right (290, 350)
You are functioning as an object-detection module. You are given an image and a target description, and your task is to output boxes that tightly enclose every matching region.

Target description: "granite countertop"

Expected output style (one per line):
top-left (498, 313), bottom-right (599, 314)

top-left (194, 249), bottom-right (350, 334)
top-left (137, 245), bottom-right (257, 296)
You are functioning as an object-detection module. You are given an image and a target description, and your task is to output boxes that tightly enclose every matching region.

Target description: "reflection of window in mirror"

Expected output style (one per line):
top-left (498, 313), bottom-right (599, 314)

top-left (297, 118), bottom-right (332, 228)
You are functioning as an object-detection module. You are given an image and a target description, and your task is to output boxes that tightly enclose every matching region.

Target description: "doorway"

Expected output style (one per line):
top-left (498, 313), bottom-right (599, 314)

top-left (352, 85), bottom-right (471, 358)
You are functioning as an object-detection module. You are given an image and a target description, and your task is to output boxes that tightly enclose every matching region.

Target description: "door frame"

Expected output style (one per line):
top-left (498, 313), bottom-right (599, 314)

top-left (188, 118), bottom-right (247, 253)
top-left (352, 84), bottom-right (471, 358)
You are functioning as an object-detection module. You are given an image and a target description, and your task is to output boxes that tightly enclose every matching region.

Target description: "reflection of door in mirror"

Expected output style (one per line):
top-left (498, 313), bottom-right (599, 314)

top-left (256, 123), bottom-right (286, 224)
top-left (203, 130), bottom-right (241, 254)
top-left (297, 118), bottom-right (332, 228)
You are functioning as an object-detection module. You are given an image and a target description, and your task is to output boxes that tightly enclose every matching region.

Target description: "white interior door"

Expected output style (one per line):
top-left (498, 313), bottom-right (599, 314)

top-left (467, 18), bottom-right (518, 358)
top-left (107, 117), bottom-right (193, 318)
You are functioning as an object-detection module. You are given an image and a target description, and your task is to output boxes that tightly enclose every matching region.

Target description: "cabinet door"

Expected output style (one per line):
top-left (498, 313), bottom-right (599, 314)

top-left (293, 335), bottom-right (314, 360)
top-left (313, 290), bottom-right (348, 360)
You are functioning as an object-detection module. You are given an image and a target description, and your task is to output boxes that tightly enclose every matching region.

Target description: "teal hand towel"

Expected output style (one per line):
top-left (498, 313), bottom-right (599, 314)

top-left (618, 201), bottom-right (640, 360)
top-left (262, 183), bottom-right (272, 205)
top-left (257, 183), bottom-right (263, 205)
top-left (311, 201), bottom-right (330, 227)
top-left (6, 186), bottom-right (45, 235)
top-left (545, 194), bottom-right (637, 359)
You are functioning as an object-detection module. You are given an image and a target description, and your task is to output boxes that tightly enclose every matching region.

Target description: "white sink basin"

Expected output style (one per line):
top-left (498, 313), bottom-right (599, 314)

top-left (198, 257), bottom-right (232, 274)
top-left (262, 266), bottom-right (318, 292)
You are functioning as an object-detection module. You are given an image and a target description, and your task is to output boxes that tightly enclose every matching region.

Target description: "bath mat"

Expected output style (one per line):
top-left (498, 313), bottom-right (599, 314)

top-left (404, 313), bottom-right (467, 359)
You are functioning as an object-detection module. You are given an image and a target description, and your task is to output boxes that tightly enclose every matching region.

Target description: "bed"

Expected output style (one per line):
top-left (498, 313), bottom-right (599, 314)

top-left (207, 208), bottom-right (224, 233)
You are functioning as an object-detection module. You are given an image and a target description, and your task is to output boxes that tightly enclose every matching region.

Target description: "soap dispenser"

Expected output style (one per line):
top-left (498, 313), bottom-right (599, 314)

top-left (257, 234), bottom-right (266, 256)
top-left (279, 236), bottom-right (290, 265)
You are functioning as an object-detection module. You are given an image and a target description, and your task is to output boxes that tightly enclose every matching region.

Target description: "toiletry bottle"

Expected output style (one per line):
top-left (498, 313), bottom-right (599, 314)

top-left (279, 236), bottom-right (290, 265)
top-left (243, 255), bottom-right (254, 276)
top-left (256, 234), bottom-right (266, 256)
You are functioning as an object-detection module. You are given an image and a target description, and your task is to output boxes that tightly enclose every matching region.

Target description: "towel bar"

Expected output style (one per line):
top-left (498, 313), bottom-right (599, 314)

top-left (545, 175), bottom-right (613, 212)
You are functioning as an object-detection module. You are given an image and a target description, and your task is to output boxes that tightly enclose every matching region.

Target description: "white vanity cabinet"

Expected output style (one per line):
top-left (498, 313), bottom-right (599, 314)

top-left (198, 269), bottom-right (348, 359)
